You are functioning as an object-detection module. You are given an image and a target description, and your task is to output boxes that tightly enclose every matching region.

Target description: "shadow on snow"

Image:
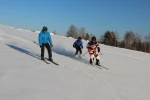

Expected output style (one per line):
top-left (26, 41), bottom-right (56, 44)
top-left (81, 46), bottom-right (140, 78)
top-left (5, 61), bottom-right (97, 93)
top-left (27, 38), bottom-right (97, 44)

top-left (7, 43), bottom-right (89, 65)
top-left (7, 44), bottom-right (40, 60)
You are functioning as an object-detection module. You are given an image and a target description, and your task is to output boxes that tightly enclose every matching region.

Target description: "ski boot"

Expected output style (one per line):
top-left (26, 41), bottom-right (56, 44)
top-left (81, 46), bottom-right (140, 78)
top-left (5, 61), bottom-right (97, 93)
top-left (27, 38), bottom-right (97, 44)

top-left (89, 58), bottom-right (93, 64)
top-left (41, 57), bottom-right (45, 60)
top-left (96, 59), bottom-right (101, 66)
top-left (74, 52), bottom-right (78, 57)
top-left (78, 53), bottom-right (82, 58)
top-left (48, 57), bottom-right (53, 62)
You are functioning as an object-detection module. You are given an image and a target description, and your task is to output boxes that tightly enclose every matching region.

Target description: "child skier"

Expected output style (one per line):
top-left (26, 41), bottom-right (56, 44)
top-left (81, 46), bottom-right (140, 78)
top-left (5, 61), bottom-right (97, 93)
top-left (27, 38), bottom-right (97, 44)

top-left (38, 26), bottom-right (53, 61)
top-left (73, 37), bottom-right (83, 57)
top-left (87, 36), bottom-right (101, 65)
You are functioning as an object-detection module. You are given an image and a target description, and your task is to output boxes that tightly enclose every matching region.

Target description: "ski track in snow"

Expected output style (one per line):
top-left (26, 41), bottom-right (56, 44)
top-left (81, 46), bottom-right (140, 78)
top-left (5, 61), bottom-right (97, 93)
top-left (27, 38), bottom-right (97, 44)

top-left (0, 24), bottom-right (150, 100)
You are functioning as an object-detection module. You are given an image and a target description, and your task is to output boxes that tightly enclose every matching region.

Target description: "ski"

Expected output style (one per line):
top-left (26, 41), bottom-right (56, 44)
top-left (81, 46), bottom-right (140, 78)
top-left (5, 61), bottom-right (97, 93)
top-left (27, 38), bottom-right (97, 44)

top-left (33, 41), bottom-right (58, 65)
top-left (45, 58), bottom-right (59, 66)
top-left (73, 56), bottom-right (107, 70)
top-left (100, 65), bottom-right (109, 70)
top-left (95, 66), bottom-right (102, 69)
top-left (89, 62), bottom-right (108, 70)
top-left (43, 59), bottom-right (50, 64)
top-left (95, 64), bottom-right (108, 70)
top-left (88, 63), bottom-right (102, 69)
top-left (93, 64), bottom-right (108, 70)
top-left (37, 58), bottom-right (50, 64)
top-left (92, 63), bottom-right (109, 70)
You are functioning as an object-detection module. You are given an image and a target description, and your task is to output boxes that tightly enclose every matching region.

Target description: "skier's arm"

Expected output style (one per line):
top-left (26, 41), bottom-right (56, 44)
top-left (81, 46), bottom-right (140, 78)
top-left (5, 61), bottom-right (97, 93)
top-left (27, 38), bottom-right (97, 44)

top-left (96, 43), bottom-right (100, 52)
top-left (86, 42), bottom-right (91, 48)
top-left (73, 41), bottom-right (76, 47)
top-left (38, 33), bottom-right (42, 46)
top-left (81, 41), bottom-right (83, 48)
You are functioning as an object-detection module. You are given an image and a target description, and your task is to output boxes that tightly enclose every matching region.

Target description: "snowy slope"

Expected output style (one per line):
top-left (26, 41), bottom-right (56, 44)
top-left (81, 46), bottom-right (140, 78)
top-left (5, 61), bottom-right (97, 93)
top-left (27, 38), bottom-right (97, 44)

top-left (0, 24), bottom-right (150, 100)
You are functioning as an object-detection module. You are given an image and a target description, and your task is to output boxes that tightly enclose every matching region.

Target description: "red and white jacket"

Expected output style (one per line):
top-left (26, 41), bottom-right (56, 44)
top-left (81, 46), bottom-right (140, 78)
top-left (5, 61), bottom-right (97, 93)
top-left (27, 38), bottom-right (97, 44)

top-left (87, 41), bottom-right (100, 54)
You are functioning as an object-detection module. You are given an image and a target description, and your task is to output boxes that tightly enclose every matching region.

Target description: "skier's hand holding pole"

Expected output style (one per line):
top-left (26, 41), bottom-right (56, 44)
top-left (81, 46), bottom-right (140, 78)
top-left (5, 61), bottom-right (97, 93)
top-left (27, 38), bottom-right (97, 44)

top-left (97, 47), bottom-right (103, 55)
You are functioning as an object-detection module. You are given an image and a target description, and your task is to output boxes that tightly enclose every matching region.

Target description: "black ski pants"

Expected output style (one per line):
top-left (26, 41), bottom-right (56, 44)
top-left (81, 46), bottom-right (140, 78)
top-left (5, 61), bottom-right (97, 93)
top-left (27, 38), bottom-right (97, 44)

top-left (75, 45), bottom-right (82, 55)
top-left (41, 43), bottom-right (52, 59)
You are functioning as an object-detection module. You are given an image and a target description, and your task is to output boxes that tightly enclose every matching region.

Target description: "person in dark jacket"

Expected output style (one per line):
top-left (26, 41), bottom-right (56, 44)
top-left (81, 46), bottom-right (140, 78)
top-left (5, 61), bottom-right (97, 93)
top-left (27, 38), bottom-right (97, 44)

top-left (73, 37), bottom-right (83, 56)
top-left (38, 26), bottom-right (53, 61)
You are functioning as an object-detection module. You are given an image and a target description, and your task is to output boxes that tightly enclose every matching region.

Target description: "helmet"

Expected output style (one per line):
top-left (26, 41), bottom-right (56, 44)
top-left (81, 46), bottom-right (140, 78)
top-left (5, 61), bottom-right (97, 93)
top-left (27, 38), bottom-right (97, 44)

top-left (91, 36), bottom-right (96, 41)
top-left (78, 37), bottom-right (82, 40)
top-left (42, 26), bottom-right (48, 31)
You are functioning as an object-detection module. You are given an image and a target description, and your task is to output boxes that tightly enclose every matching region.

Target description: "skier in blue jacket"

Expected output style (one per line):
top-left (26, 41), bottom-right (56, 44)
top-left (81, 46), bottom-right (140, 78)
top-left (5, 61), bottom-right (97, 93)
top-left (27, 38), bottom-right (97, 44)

top-left (38, 26), bottom-right (53, 61)
top-left (73, 37), bottom-right (83, 56)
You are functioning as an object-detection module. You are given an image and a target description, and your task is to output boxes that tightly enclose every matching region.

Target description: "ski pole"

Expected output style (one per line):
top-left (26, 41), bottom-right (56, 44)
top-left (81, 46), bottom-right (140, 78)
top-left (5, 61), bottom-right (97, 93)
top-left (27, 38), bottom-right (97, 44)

top-left (80, 51), bottom-right (88, 58)
top-left (33, 41), bottom-right (39, 46)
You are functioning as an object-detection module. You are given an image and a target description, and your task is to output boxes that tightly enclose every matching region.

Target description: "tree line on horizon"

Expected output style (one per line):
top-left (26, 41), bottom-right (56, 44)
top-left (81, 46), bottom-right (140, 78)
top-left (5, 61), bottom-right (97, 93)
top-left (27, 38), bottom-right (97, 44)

top-left (66, 24), bottom-right (150, 53)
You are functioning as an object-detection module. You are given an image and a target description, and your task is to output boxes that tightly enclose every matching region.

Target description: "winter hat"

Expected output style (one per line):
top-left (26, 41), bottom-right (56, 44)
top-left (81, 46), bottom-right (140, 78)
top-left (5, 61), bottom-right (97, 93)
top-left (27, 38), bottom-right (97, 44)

top-left (78, 37), bottom-right (82, 40)
top-left (91, 36), bottom-right (96, 41)
top-left (42, 26), bottom-right (48, 31)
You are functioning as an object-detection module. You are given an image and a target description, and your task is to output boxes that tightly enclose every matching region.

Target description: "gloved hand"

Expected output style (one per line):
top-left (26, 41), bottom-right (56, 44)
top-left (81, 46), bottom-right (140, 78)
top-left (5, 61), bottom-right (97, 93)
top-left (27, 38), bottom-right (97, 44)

top-left (40, 44), bottom-right (44, 48)
top-left (80, 46), bottom-right (83, 49)
top-left (97, 47), bottom-right (100, 52)
top-left (50, 45), bottom-right (53, 47)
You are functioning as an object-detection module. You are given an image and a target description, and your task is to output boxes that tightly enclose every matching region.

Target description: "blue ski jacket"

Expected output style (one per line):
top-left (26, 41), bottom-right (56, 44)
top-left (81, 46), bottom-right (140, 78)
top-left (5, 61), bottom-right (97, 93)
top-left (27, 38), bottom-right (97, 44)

top-left (73, 40), bottom-right (83, 48)
top-left (38, 31), bottom-right (52, 46)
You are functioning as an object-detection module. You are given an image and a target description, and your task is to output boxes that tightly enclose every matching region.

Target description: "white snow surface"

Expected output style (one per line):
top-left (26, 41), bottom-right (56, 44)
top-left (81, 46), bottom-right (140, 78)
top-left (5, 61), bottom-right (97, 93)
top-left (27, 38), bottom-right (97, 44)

top-left (0, 24), bottom-right (150, 100)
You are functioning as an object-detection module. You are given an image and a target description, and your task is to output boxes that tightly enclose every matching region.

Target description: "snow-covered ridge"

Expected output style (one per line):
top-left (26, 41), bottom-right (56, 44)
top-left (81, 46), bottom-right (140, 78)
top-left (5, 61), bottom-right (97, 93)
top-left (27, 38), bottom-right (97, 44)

top-left (0, 24), bottom-right (55, 35)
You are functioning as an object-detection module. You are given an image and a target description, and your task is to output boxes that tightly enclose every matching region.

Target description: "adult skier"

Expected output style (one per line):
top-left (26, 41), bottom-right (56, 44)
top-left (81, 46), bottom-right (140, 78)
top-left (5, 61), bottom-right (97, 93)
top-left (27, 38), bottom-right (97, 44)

top-left (73, 37), bottom-right (83, 57)
top-left (87, 36), bottom-right (101, 65)
top-left (38, 26), bottom-right (53, 61)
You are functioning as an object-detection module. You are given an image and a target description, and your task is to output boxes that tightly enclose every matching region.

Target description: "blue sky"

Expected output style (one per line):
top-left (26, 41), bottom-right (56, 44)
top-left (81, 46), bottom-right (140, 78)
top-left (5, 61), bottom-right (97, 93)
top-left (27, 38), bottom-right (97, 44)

top-left (0, 0), bottom-right (150, 39)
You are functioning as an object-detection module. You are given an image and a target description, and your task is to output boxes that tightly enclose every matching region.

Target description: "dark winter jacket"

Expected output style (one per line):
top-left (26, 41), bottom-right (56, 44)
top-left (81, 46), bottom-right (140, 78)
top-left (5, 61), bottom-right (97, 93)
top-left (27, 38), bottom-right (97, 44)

top-left (87, 41), bottom-right (99, 49)
top-left (73, 40), bottom-right (83, 48)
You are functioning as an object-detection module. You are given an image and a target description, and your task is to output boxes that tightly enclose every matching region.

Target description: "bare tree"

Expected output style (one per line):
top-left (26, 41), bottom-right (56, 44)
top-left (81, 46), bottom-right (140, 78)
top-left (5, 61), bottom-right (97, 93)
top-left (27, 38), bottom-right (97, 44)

top-left (66, 25), bottom-right (78, 38)
top-left (144, 34), bottom-right (150, 53)
top-left (99, 34), bottom-right (104, 43)
top-left (119, 40), bottom-right (125, 48)
top-left (111, 31), bottom-right (119, 46)
top-left (114, 31), bottom-right (119, 40)
top-left (89, 33), bottom-right (94, 41)
top-left (85, 33), bottom-right (90, 40)
top-left (79, 27), bottom-right (86, 39)
top-left (124, 31), bottom-right (135, 49)
top-left (101, 31), bottom-right (118, 46)
top-left (114, 31), bottom-right (119, 47)
top-left (131, 33), bottom-right (141, 50)
top-left (103, 31), bottom-right (113, 45)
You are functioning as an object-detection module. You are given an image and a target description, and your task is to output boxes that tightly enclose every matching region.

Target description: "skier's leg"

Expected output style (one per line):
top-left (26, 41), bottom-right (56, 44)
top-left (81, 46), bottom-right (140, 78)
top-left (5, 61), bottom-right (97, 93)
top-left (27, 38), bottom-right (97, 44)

top-left (95, 53), bottom-right (100, 60)
top-left (75, 46), bottom-right (79, 55)
top-left (95, 53), bottom-right (100, 65)
top-left (41, 45), bottom-right (45, 60)
top-left (45, 43), bottom-right (53, 61)
top-left (79, 47), bottom-right (82, 55)
top-left (89, 53), bottom-right (94, 64)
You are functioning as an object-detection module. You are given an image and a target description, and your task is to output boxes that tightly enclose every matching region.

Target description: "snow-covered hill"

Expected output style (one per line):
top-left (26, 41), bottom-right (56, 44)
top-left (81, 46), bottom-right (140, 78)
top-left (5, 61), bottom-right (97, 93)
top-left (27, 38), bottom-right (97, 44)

top-left (0, 24), bottom-right (150, 100)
